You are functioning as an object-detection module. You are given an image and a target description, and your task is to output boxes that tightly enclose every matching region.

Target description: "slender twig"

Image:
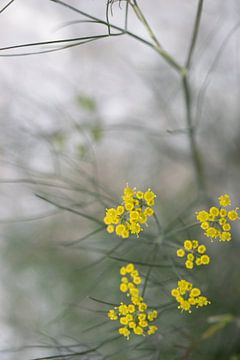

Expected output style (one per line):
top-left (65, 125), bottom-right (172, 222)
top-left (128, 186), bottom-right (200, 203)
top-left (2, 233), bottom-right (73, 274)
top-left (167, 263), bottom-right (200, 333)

top-left (0, 0), bottom-right (15, 14)
top-left (35, 193), bottom-right (103, 225)
top-left (181, 0), bottom-right (206, 194)
top-left (48, 0), bottom-right (183, 72)
top-left (130, 0), bottom-right (162, 48)
top-left (141, 244), bottom-right (158, 297)
top-left (182, 75), bottom-right (205, 193)
top-left (185, 0), bottom-right (204, 69)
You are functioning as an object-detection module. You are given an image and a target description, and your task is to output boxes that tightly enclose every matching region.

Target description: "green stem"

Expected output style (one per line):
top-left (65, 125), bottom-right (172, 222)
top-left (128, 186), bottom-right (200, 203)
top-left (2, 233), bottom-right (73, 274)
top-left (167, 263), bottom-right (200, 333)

top-left (181, 0), bottom-right (206, 194)
top-left (182, 74), bottom-right (205, 194)
top-left (130, 0), bottom-right (183, 72)
top-left (131, 0), bottom-right (162, 48)
top-left (185, 0), bottom-right (204, 69)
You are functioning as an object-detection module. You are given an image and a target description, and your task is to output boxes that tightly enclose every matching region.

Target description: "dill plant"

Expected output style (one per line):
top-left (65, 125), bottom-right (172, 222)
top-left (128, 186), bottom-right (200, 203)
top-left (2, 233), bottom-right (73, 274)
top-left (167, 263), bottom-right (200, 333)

top-left (1, 1), bottom-right (240, 360)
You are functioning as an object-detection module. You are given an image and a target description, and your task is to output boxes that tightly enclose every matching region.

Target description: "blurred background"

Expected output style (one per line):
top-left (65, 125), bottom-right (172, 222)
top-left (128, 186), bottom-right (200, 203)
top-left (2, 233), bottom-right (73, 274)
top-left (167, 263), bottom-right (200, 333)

top-left (0, 0), bottom-right (240, 359)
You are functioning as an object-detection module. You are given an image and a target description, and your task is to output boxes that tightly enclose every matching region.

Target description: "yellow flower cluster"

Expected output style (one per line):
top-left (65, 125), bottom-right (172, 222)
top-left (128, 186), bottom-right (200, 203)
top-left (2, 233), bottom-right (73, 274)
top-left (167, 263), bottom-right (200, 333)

top-left (171, 280), bottom-right (211, 313)
top-left (104, 185), bottom-right (156, 238)
top-left (108, 263), bottom-right (158, 339)
top-left (196, 194), bottom-right (239, 242)
top-left (176, 240), bottom-right (210, 269)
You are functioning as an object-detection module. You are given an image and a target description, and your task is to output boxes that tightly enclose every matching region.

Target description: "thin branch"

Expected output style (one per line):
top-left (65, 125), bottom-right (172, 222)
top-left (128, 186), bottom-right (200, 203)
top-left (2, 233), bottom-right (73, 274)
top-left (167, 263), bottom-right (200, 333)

top-left (0, 0), bottom-right (15, 14)
top-left (35, 193), bottom-right (103, 225)
top-left (48, 0), bottom-right (183, 72)
top-left (185, 0), bottom-right (204, 69)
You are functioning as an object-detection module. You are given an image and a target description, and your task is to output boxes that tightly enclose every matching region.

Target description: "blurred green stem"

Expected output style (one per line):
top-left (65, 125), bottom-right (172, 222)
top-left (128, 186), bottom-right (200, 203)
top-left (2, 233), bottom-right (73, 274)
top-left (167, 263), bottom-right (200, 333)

top-left (185, 0), bottom-right (204, 69)
top-left (130, 0), bottom-right (183, 72)
top-left (182, 0), bottom-right (206, 195)
top-left (132, 0), bottom-right (205, 194)
top-left (182, 74), bottom-right (205, 194)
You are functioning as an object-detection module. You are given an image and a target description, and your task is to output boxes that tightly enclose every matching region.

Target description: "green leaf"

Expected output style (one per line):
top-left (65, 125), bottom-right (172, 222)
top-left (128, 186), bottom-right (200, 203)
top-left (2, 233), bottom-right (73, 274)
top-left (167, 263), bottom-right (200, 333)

top-left (91, 124), bottom-right (103, 142)
top-left (76, 95), bottom-right (96, 112)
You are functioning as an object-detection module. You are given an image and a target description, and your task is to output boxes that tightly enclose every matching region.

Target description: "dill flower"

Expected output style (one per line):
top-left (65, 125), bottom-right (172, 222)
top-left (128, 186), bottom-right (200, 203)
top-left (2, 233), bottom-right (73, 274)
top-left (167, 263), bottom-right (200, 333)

top-left (108, 263), bottom-right (158, 339)
top-left (176, 240), bottom-right (210, 269)
top-left (171, 280), bottom-right (211, 313)
top-left (195, 194), bottom-right (239, 242)
top-left (104, 184), bottom-right (156, 239)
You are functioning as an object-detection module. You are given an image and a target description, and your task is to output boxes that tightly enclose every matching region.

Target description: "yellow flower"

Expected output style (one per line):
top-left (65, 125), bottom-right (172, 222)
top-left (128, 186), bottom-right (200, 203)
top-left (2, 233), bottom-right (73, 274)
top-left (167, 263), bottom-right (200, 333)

top-left (196, 196), bottom-right (239, 242)
top-left (176, 248), bottom-right (185, 257)
top-left (209, 207), bottom-right (219, 217)
top-left (200, 255), bottom-right (210, 265)
top-left (192, 240), bottom-right (199, 248)
top-left (109, 264), bottom-right (158, 339)
top-left (139, 320), bottom-right (148, 328)
top-left (104, 184), bottom-right (156, 239)
top-left (171, 280), bottom-right (210, 313)
top-left (133, 326), bottom-right (144, 335)
top-left (108, 309), bottom-right (118, 320)
top-left (220, 208), bottom-right (227, 217)
top-left (190, 288), bottom-right (201, 297)
top-left (128, 304), bottom-right (135, 313)
top-left (129, 321), bottom-right (136, 329)
top-left (136, 191), bottom-right (143, 199)
top-left (184, 240), bottom-right (192, 251)
top-left (218, 194), bottom-right (231, 207)
top-left (201, 222), bottom-right (209, 230)
top-left (220, 232), bottom-right (231, 241)
top-left (222, 223), bottom-right (231, 231)
top-left (196, 210), bottom-right (209, 222)
top-left (138, 303), bottom-right (148, 312)
top-left (117, 205), bottom-right (125, 215)
top-left (119, 327), bottom-right (130, 338)
top-left (120, 283), bottom-right (128, 293)
top-left (187, 253), bottom-right (195, 261)
top-left (138, 313), bottom-right (146, 321)
top-left (107, 225), bottom-right (115, 233)
top-left (116, 224), bottom-right (126, 236)
top-left (205, 227), bottom-right (217, 238)
top-left (120, 316), bottom-right (128, 325)
top-left (148, 311), bottom-right (158, 321)
top-left (119, 303), bottom-right (129, 315)
top-left (228, 209), bottom-right (239, 221)
top-left (120, 266), bottom-right (127, 275)
top-left (195, 258), bottom-right (202, 266)
top-left (185, 260), bottom-right (193, 269)
top-left (171, 288), bottom-right (180, 297)
top-left (197, 245), bottom-right (206, 254)
top-left (148, 325), bottom-right (158, 335)
top-left (133, 276), bottom-right (142, 285)
top-left (144, 207), bottom-right (154, 217)
top-left (144, 189), bottom-right (156, 205)
top-left (126, 263), bottom-right (135, 273)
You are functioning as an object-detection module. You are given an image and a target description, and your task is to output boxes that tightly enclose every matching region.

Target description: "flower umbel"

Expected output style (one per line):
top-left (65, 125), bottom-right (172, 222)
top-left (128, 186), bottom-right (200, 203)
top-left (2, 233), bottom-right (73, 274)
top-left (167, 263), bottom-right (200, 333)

top-left (171, 280), bottom-right (211, 313)
top-left (104, 185), bottom-right (156, 238)
top-left (176, 240), bottom-right (210, 269)
top-left (108, 263), bottom-right (158, 339)
top-left (195, 194), bottom-right (239, 242)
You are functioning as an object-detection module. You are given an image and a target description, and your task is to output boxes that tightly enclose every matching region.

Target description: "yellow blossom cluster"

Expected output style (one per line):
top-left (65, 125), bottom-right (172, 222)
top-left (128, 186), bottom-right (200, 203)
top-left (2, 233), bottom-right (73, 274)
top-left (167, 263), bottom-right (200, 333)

top-left (171, 280), bottom-right (211, 313)
top-left (196, 194), bottom-right (239, 242)
top-left (104, 185), bottom-right (156, 238)
top-left (108, 263), bottom-right (158, 339)
top-left (176, 240), bottom-right (210, 269)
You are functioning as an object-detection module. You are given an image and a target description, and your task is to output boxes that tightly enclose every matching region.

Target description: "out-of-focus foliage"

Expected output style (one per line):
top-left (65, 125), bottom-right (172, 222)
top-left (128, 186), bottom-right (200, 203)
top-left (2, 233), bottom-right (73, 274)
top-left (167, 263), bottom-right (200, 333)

top-left (0, 1), bottom-right (240, 360)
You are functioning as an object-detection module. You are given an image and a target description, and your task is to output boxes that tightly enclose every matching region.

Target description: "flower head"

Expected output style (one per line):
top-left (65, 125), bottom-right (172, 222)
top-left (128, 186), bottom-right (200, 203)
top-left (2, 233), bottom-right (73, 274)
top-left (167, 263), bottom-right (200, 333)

top-left (108, 263), bottom-right (158, 339)
top-left (195, 194), bottom-right (238, 242)
top-left (104, 185), bottom-right (156, 239)
top-left (176, 240), bottom-right (210, 269)
top-left (171, 280), bottom-right (211, 313)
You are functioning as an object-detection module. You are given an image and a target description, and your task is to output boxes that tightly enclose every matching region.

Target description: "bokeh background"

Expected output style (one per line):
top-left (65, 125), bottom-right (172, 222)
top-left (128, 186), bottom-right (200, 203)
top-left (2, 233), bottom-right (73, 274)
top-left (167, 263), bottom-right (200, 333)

top-left (0, 0), bottom-right (240, 359)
